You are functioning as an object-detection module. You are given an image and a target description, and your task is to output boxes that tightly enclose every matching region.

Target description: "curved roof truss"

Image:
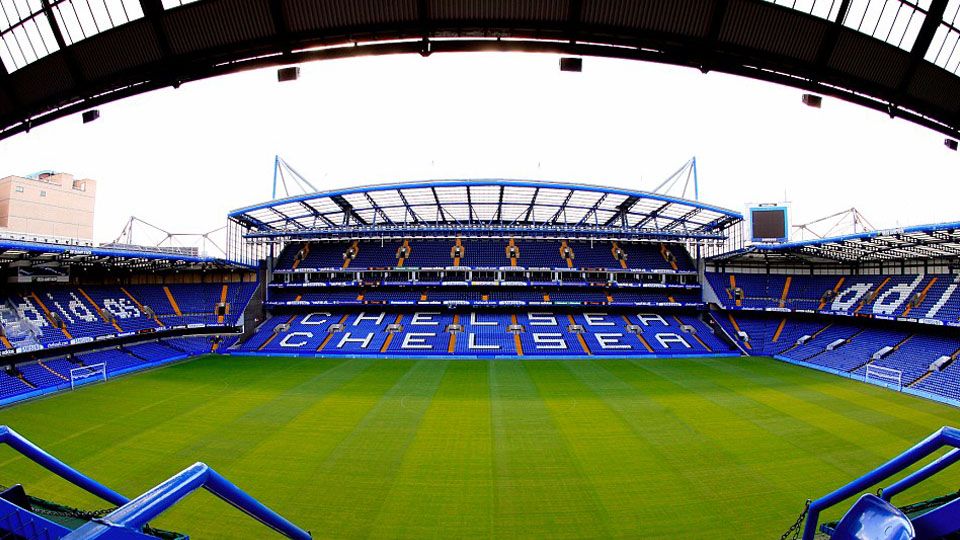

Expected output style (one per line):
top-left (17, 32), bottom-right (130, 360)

top-left (2, 0), bottom-right (960, 139)
top-left (229, 179), bottom-right (742, 242)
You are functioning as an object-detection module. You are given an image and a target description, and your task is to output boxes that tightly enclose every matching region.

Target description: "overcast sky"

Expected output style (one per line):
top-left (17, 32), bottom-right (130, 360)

top-left (0, 52), bottom-right (955, 253)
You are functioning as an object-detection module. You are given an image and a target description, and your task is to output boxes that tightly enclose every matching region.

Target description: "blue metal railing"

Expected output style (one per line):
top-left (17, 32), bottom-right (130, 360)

top-left (803, 426), bottom-right (960, 540)
top-left (67, 462), bottom-right (311, 540)
top-left (0, 426), bottom-right (310, 540)
top-left (0, 426), bottom-right (128, 507)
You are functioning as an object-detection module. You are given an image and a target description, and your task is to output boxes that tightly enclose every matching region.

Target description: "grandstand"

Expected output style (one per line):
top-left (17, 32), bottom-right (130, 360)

top-left (707, 223), bottom-right (960, 406)
top-left (229, 180), bottom-right (739, 360)
top-left (0, 239), bottom-right (258, 406)
top-left (2, 173), bottom-right (960, 539)
top-left (4, 0), bottom-right (960, 535)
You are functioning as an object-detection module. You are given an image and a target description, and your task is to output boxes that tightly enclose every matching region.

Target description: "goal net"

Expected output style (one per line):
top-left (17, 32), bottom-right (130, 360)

top-left (865, 364), bottom-right (902, 390)
top-left (70, 363), bottom-right (107, 390)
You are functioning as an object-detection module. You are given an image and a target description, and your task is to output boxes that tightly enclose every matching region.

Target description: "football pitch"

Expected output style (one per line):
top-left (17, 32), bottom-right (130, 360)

top-left (2, 355), bottom-right (960, 539)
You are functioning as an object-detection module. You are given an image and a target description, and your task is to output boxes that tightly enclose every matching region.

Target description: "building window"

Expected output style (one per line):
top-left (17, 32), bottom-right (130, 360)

top-left (14, 185), bottom-right (23, 193)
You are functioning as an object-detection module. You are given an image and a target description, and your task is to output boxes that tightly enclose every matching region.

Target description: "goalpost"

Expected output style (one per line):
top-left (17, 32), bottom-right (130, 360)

top-left (865, 364), bottom-right (903, 390)
top-left (70, 363), bottom-right (107, 390)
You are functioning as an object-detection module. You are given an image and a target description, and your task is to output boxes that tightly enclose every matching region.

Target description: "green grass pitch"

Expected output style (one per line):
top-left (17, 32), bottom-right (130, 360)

top-left (2, 355), bottom-right (960, 539)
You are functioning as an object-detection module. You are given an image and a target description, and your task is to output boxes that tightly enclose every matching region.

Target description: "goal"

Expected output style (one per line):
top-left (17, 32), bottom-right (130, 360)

top-left (865, 364), bottom-right (902, 390)
top-left (70, 363), bottom-right (107, 390)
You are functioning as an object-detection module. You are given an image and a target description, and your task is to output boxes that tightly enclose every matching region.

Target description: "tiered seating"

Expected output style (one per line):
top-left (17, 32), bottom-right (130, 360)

top-left (781, 323), bottom-right (862, 362)
top-left (401, 240), bottom-right (457, 267)
top-left (566, 241), bottom-right (619, 269)
top-left (716, 311), bottom-right (960, 403)
top-left (240, 309), bottom-right (737, 357)
top-left (800, 328), bottom-right (909, 372)
top-left (76, 348), bottom-right (145, 375)
top-left (164, 336), bottom-right (217, 355)
top-left (0, 283), bottom-right (255, 354)
top-left (42, 358), bottom-right (76, 379)
top-left (348, 241), bottom-right (403, 269)
top-left (18, 361), bottom-right (66, 388)
top-left (267, 286), bottom-right (702, 307)
top-left (82, 286), bottom-right (157, 332)
top-left (851, 334), bottom-right (955, 386)
top-left (0, 371), bottom-right (31, 396)
top-left (512, 240), bottom-right (565, 268)
top-left (273, 240), bottom-right (696, 272)
top-left (713, 313), bottom-right (826, 356)
top-left (913, 346), bottom-right (960, 401)
top-left (620, 243), bottom-right (694, 271)
top-left (0, 335), bottom-right (227, 403)
top-left (125, 340), bottom-right (183, 360)
top-left (39, 288), bottom-right (116, 338)
top-left (708, 272), bottom-right (960, 326)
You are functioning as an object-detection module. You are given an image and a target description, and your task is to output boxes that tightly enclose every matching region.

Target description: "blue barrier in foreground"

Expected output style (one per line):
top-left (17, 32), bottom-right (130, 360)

top-left (0, 426), bottom-right (128, 506)
top-left (803, 426), bottom-right (960, 540)
top-left (68, 462), bottom-right (312, 540)
top-left (0, 426), bottom-right (311, 540)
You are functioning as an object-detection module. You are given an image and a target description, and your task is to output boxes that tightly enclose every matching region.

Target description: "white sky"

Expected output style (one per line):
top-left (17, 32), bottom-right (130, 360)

top-left (0, 52), bottom-right (956, 252)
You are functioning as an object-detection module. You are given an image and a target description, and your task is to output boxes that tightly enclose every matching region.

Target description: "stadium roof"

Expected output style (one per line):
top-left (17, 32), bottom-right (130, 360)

top-left (2, 1), bottom-right (960, 140)
top-left (229, 179), bottom-right (743, 241)
top-left (711, 220), bottom-right (960, 263)
top-left (0, 238), bottom-right (252, 270)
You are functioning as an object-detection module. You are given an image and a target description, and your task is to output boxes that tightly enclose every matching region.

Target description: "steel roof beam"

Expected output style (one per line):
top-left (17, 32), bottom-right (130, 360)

top-left (814, 0), bottom-right (853, 72)
top-left (663, 208), bottom-right (702, 231)
top-left (699, 0), bottom-right (730, 73)
top-left (330, 195), bottom-right (368, 227)
top-left (0, 62), bottom-right (20, 119)
top-left (603, 196), bottom-right (639, 227)
top-left (268, 0), bottom-right (292, 56)
top-left (396, 191), bottom-right (425, 225)
top-left (139, 0), bottom-right (175, 85)
top-left (363, 192), bottom-right (395, 226)
top-left (298, 201), bottom-right (337, 228)
top-left (575, 193), bottom-right (608, 227)
top-left (515, 187), bottom-right (540, 226)
top-left (429, 186), bottom-right (463, 226)
top-left (466, 185), bottom-right (474, 225)
top-left (547, 190), bottom-right (576, 224)
top-left (895, 0), bottom-right (949, 105)
top-left (634, 202), bottom-right (671, 230)
top-left (6, 14), bottom-right (960, 140)
top-left (40, 0), bottom-right (85, 90)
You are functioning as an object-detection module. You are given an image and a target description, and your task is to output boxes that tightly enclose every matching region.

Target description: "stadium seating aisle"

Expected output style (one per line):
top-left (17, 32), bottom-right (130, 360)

top-left (239, 309), bottom-right (737, 358)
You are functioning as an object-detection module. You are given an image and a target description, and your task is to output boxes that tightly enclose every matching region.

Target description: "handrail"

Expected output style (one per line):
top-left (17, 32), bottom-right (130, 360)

top-left (0, 426), bottom-right (128, 507)
top-left (802, 426), bottom-right (960, 540)
top-left (67, 462), bottom-right (311, 540)
top-left (880, 447), bottom-right (960, 502)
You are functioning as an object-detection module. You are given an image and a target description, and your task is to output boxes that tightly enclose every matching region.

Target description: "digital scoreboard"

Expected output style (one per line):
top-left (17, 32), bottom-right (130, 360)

top-left (749, 205), bottom-right (789, 243)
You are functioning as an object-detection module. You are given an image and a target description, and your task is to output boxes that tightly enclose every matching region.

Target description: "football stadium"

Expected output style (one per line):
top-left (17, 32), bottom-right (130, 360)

top-left (3, 2), bottom-right (960, 540)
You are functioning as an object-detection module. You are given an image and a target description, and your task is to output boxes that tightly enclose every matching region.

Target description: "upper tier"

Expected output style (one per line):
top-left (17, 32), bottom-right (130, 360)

top-left (0, 282), bottom-right (257, 356)
top-left (707, 272), bottom-right (960, 328)
top-left (276, 240), bottom-right (696, 273)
